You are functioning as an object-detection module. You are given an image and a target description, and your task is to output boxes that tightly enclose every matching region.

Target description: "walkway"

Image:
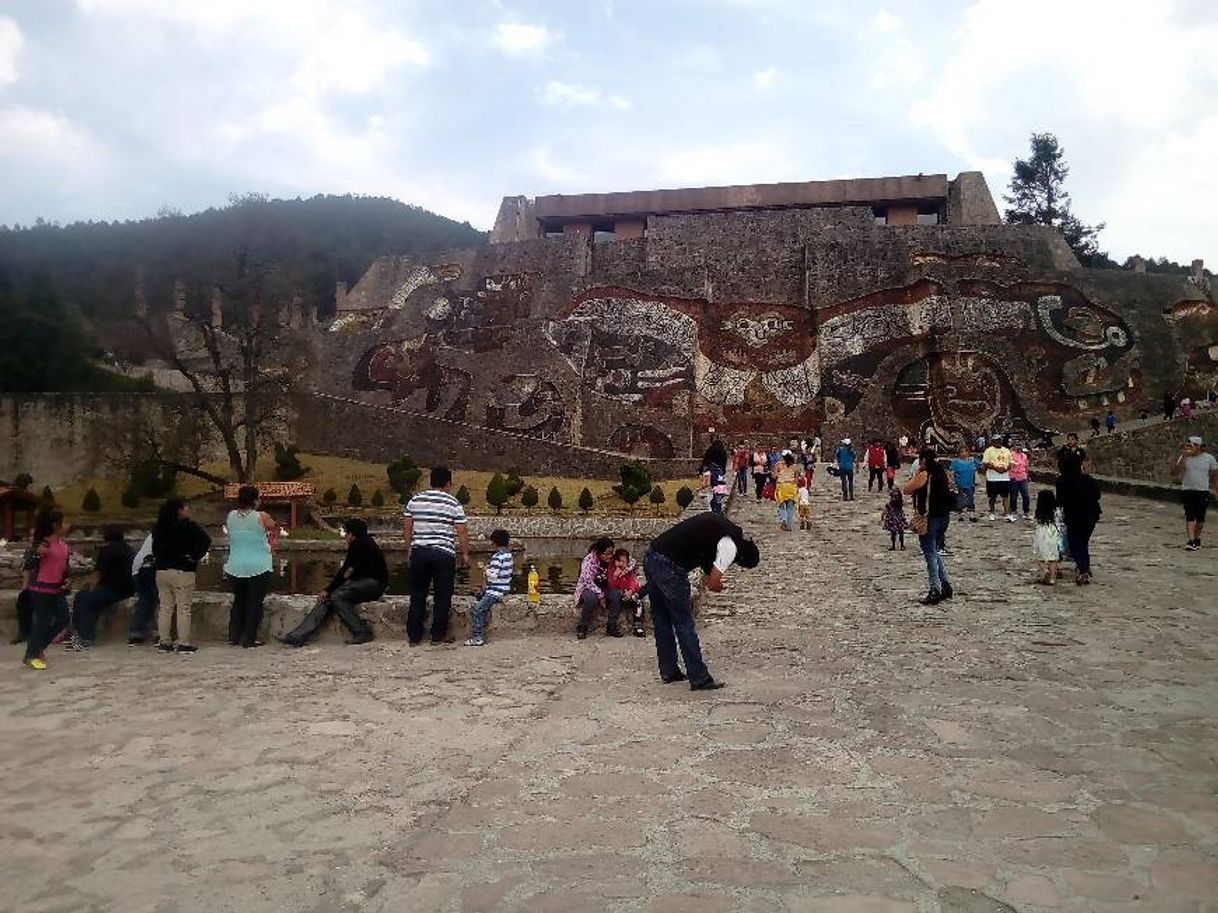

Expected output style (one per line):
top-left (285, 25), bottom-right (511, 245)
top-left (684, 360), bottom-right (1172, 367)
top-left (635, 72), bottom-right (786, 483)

top-left (1, 476), bottom-right (1215, 912)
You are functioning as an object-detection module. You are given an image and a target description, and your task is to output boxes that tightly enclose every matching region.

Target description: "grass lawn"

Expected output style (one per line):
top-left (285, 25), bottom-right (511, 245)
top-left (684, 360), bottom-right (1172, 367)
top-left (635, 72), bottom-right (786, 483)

top-left (51, 452), bottom-right (701, 525)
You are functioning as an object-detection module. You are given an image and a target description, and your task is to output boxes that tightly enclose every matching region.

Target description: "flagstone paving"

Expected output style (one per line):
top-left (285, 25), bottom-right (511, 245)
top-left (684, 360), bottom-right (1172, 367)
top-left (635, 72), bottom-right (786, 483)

top-left (1, 475), bottom-right (1215, 912)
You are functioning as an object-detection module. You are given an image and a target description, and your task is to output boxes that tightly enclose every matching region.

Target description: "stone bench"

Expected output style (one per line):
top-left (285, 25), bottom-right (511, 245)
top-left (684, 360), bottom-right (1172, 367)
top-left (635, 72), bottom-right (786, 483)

top-left (0, 589), bottom-right (603, 644)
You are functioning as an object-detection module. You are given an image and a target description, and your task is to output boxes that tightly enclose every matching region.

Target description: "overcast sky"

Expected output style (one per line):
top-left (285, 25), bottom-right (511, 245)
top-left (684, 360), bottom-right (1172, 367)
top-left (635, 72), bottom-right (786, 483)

top-left (1, 0), bottom-right (1214, 266)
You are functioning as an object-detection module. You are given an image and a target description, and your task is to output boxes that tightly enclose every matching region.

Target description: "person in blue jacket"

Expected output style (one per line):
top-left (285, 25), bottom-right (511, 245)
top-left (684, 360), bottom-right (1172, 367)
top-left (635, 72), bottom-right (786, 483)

top-left (835, 438), bottom-right (857, 501)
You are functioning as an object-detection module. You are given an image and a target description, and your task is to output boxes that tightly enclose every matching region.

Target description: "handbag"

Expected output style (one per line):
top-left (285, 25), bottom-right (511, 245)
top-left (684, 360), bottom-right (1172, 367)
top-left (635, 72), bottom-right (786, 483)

top-left (909, 512), bottom-right (929, 537)
top-left (761, 479), bottom-right (776, 501)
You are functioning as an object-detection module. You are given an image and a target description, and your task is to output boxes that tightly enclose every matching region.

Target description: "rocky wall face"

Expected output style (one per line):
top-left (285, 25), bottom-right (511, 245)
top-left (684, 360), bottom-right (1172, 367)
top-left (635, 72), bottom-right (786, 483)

top-left (319, 214), bottom-right (1214, 462)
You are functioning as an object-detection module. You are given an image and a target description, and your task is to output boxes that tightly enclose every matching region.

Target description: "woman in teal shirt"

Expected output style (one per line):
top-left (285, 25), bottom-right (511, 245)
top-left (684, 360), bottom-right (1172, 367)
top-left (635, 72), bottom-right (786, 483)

top-left (225, 485), bottom-right (275, 648)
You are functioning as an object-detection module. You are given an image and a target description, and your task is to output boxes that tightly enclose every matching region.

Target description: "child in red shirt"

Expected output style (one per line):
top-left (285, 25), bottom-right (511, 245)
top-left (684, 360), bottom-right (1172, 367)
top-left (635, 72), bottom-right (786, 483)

top-left (608, 548), bottom-right (648, 637)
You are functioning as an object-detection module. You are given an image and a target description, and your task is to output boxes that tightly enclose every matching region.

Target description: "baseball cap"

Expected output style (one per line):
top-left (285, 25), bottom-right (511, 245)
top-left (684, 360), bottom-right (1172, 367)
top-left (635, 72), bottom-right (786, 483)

top-left (842, 437), bottom-right (851, 445)
top-left (1188, 435), bottom-right (1204, 446)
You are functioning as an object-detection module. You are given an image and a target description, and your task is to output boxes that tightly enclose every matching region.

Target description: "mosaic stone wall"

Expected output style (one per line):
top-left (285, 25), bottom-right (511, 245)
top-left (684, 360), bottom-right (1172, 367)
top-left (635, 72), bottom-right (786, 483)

top-left (317, 209), bottom-right (1217, 460)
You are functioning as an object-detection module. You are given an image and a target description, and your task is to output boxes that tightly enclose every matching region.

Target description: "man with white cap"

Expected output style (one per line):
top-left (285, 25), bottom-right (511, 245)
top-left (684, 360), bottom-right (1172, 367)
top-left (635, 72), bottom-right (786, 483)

top-left (1171, 435), bottom-right (1218, 550)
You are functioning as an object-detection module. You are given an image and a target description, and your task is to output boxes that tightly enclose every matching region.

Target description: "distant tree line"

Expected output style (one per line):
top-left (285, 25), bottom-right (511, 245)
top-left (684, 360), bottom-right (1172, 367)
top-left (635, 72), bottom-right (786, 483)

top-left (0, 193), bottom-right (486, 392)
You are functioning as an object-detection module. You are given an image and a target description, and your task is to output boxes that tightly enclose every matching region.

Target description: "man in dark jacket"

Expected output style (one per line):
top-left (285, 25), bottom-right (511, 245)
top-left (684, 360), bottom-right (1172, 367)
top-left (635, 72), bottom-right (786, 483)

top-left (71, 525), bottom-right (136, 648)
top-left (644, 512), bottom-right (760, 691)
top-left (281, 519), bottom-right (388, 646)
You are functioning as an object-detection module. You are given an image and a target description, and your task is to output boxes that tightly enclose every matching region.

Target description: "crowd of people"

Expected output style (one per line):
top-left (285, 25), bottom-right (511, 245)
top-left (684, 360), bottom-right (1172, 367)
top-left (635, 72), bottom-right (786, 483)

top-left (10, 424), bottom-right (1214, 675)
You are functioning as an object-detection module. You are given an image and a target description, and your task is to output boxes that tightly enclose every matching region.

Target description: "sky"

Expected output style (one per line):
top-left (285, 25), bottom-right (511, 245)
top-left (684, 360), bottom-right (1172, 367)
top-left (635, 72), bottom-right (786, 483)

top-left (1, 0), bottom-right (1215, 266)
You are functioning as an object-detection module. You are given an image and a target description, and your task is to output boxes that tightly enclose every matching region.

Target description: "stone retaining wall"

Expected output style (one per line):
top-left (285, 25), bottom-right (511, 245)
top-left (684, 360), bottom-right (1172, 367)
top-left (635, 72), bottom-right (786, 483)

top-left (1070, 412), bottom-right (1218, 482)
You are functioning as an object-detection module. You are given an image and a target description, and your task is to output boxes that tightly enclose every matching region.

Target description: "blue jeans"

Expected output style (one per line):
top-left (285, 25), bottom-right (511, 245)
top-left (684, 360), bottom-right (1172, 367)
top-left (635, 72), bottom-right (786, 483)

top-left (471, 591), bottom-right (502, 640)
top-left (72, 585), bottom-right (128, 643)
top-left (643, 549), bottom-right (711, 685)
top-left (777, 500), bottom-right (795, 527)
top-left (710, 492), bottom-right (726, 514)
top-left (1009, 480), bottom-right (1031, 515)
top-left (1067, 519), bottom-right (1096, 575)
top-left (735, 468), bottom-right (749, 494)
top-left (839, 469), bottom-right (855, 499)
top-left (955, 487), bottom-right (976, 513)
top-left (920, 515), bottom-right (952, 592)
top-left (128, 568), bottom-right (158, 638)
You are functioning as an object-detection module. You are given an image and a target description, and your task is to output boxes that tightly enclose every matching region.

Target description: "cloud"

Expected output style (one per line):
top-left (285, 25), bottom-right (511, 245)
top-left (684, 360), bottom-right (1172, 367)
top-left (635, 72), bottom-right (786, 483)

top-left (0, 105), bottom-right (108, 177)
top-left (539, 80), bottom-right (600, 107)
top-left (608, 95), bottom-right (631, 111)
top-left (528, 146), bottom-right (587, 186)
top-left (910, 0), bottom-right (1218, 263)
top-left (649, 137), bottom-right (799, 188)
top-left (493, 22), bottom-right (555, 56)
top-left (856, 8), bottom-right (924, 92)
top-left (753, 67), bottom-right (779, 89)
top-left (0, 15), bottom-right (23, 90)
top-left (290, 15), bottom-right (428, 95)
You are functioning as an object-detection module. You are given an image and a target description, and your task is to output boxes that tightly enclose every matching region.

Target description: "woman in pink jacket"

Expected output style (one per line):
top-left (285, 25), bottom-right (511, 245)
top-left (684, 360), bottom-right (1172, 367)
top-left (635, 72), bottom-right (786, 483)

top-left (1009, 446), bottom-right (1032, 520)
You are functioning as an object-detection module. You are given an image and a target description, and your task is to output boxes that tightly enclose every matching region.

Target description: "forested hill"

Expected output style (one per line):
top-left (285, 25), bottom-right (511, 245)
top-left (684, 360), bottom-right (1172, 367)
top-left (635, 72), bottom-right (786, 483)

top-left (0, 194), bottom-right (487, 323)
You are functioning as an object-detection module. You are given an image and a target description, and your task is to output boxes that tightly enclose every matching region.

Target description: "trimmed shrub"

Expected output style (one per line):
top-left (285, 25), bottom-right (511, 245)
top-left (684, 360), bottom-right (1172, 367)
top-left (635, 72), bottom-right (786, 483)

top-left (486, 474), bottom-right (510, 514)
top-left (520, 485), bottom-right (539, 510)
top-left (371, 489), bottom-right (385, 507)
top-left (121, 487), bottom-right (140, 509)
top-left (387, 456), bottom-right (422, 499)
top-left (549, 486), bottom-right (565, 512)
top-left (456, 485), bottom-right (471, 505)
top-left (649, 485), bottom-right (666, 505)
top-left (504, 468), bottom-right (525, 498)
top-left (273, 444), bottom-right (308, 481)
top-left (675, 486), bottom-right (695, 509)
top-left (614, 461), bottom-right (653, 508)
top-left (82, 488), bottom-right (101, 512)
top-left (347, 484), bottom-right (363, 507)
top-left (322, 488), bottom-right (337, 505)
top-left (40, 485), bottom-right (55, 505)
top-left (13, 472), bottom-right (32, 490)
top-left (577, 487), bottom-right (593, 512)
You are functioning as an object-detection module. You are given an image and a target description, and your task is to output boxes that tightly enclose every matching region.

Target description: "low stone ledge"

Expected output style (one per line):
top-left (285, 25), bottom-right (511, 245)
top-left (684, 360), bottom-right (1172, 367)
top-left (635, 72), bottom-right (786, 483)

top-left (1028, 470), bottom-right (1210, 505)
top-left (0, 590), bottom-right (595, 644)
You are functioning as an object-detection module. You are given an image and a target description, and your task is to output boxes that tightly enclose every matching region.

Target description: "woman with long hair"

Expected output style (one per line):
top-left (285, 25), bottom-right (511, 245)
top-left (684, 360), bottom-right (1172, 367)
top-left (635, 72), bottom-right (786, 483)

top-left (21, 510), bottom-right (72, 670)
top-left (224, 485), bottom-right (276, 648)
top-left (573, 537), bottom-right (618, 639)
top-left (152, 498), bottom-right (211, 653)
top-left (902, 448), bottom-right (955, 605)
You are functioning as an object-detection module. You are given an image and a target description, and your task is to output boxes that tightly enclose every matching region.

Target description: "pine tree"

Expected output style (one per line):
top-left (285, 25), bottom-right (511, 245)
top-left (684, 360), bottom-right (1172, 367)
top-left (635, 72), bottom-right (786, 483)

top-left (577, 487), bottom-right (593, 512)
top-left (322, 487), bottom-right (337, 505)
top-left (649, 485), bottom-right (666, 506)
top-left (121, 487), bottom-right (140, 509)
top-left (371, 489), bottom-right (385, 507)
top-left (1004, 132), bottom-right (1105, 265)
top-left (550, 486), bottom-right (566, 512)
top-left (82, 488), bottom-right (101, 512)
top-left (675, 486), bottom-right (695, 509)
top-left (347, 484), bottom-right (363, 507)
top-left (456, 485), bottom-right (471, 505)
top-left (520, 486), bottom-right (539, 510)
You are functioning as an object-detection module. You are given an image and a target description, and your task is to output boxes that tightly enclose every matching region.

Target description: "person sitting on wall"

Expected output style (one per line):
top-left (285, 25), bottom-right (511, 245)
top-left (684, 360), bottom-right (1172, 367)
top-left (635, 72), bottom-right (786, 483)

top-left (281, 518), bottom-right (387, 647)
top-left (70, 524), bottom-right (135, 649)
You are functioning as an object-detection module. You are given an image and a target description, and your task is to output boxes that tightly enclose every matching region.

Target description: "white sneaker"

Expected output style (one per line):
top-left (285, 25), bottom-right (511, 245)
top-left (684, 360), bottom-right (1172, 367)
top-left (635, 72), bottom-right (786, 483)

top-left (987, 513), bottom-right (996, 521)
top-left (463, 638), bottom-right (484, 647)
top-left (1007, 514), bottom-right (1017, 523)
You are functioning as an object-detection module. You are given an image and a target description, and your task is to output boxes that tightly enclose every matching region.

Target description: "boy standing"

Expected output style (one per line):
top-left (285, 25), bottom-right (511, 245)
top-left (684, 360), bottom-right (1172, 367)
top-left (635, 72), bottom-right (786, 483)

top-left (949, 445), bottom-right (979, 521)
top-left (466, 529), bottom-right (513, 646)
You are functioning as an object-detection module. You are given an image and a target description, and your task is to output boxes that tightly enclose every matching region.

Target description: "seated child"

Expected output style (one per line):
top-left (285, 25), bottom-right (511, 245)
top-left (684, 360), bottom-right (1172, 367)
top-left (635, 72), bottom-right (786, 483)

top-left (466, 528), bottom-right (513, 647)
top-left (881, 489), bottom-right (907, 550)
top-left (796, 477), bottom-right (812, 530)
top-left (608, 547), bottom-right (648, 637)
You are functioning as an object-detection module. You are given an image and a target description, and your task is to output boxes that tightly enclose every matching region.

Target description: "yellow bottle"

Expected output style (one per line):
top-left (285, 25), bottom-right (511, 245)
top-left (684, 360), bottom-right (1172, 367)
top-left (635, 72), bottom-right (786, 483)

top-left (527, 564), bottom-right (540, 605)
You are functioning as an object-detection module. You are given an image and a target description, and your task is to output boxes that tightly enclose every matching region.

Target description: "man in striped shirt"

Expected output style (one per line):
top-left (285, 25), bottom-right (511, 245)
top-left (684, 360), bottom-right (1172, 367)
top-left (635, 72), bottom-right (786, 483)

top-left (465, 528), bottom-right (514, 647)
top-left (403, 466), bottom-right (469, 645)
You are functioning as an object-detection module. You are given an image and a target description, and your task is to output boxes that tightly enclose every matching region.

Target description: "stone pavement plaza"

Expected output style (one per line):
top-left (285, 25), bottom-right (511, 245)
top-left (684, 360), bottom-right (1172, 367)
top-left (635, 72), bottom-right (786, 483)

top-left (2, 481), bottom-right (1216, 913)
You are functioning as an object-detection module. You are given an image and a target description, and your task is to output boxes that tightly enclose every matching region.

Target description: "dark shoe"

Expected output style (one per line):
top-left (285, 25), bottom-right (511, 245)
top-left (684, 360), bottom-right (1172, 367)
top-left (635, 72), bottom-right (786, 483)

top-left (280, 637), bottom-right (305, 648)
top-left (9, 634), bottom-right (27, 645)
top-left (408, 639), bottom-right (424, 647)
top-left (345, 633), bottom-right (374, 645)
top-left (606, 625), bottom-right (624, 638)
top-left (127, 636), bottom-right (144, 646)
top-left (940, 583), bottom-right (953, 600)
top-left (632, 626), bottom-right (646, 637)
top-left (920, 590), bottom-right (943, 605)
top-left (158, 642), bottom-right (175, 653)
top-left (576, 625), bottom-right (588, 640)
top-left (690, 678), bottom-right (726, 691)
top-left (661, 670), bottom-right (688, 684)
top-left (241, 641), bottom-right (265, 649)
top-left (175, 644), bottom-right (198, 653)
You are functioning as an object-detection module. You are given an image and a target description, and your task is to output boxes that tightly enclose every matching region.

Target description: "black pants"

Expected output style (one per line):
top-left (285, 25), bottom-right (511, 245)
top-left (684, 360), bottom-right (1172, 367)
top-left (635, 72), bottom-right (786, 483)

top-left (753, 472), bottom-right (767, 500)
top-left (840, 469), bottom-right (855, 500)
top-left (1067, 519), bottom-right (1096, 575)
top-left (12, 590), bottom-right (32, 642)
top-left (24, 591), bottom-right (69, 662)
top-left (283, 578), bottom-right (381, 644)
top-left (407, 546), bottom-right (456, 643)
top-left (867, 467), bottom-right (884, 491)
top-left (229, 572), bottom-right (271, 647)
